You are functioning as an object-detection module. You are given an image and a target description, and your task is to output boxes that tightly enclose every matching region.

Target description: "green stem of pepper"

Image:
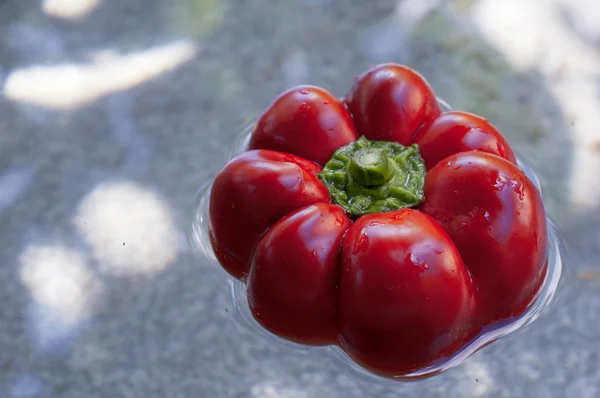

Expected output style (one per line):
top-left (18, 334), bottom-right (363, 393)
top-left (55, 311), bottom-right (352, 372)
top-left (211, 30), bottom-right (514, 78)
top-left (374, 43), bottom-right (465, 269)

top-left (318, 136), bottom-right (426, 217)
top-left (348, 148), bottom-right (393, 187)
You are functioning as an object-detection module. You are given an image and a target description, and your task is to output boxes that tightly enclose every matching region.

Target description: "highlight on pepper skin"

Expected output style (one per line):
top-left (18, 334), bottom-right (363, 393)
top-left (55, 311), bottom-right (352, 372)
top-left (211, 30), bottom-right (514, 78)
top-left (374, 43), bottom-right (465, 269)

top-left (206, 62), bottom-right (550, 379)
top-left (420, 151), bottom-right (548, 325)
top-left (247, 203), bottom-right (351, 346)
top-left (249, 85), bottom-right (358, 166)
top-left (208, 150), bottom-right (330, 279)
top-left (413, 111), bottom-right (517, 170)
top-left (338, 209), bottom-right (480, 377)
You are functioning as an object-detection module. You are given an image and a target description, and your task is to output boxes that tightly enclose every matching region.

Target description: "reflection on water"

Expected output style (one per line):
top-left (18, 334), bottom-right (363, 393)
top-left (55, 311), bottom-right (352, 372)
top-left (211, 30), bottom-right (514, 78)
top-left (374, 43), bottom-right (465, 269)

top-left (281, 48), bottom-right (309, 87)
top-left (107, 94), bottom-right (153, 176)
top-left (251, 380), bottom-right (308, 398)
top-left (456, 360), bottom-right (496, 397)
top-left (3, 40), bottom-right (198, 110)
top-left (472, 0), bottom-right (600, 211)
top-left (10, 373), bottom-right (48, 398)
top-left (166, 0), bottom-right (224, 39)
top-left (0, 165), bottom-right (35, 213)
top-left (6, 22), bottom-right (65, 61)
top-left (73, 181), bottom-right (181, 277)
top-left (42, 0), bottom-right (102, 21)
top-left (19, 245), bottom-right (103, 353)
top-left (357, 0), bottom-right (438, 61)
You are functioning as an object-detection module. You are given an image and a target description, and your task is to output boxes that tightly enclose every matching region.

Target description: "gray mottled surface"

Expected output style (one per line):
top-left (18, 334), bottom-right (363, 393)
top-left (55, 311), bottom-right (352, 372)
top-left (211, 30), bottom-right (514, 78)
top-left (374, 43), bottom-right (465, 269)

top-left (1, 0), bottom-right (599, 397)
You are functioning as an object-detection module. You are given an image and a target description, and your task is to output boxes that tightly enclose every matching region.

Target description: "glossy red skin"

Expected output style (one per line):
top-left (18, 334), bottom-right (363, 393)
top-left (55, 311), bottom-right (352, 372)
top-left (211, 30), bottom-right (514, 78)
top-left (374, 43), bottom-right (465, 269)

top-left (209, 66), bottom-right (549, 376)
top-left (420, 151), bottom-right (548, 325)
top-left (248, 203), bottom-right (352, 345)
top-left (208, 150), bottom-right (330, 279)
top-left (249, 85), bottom-right (358, 166)
top-left (338, 209), bottom-right (479, 376)
top-left (413, 111), bottom-right (517, 170)
top-left (345, 63), bottom-right (441, 146)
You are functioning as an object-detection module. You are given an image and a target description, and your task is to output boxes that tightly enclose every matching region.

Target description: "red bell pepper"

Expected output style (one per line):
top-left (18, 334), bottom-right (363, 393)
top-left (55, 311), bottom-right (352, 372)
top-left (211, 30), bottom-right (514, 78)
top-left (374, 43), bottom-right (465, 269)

top-left (208, 63), bottom-right (548, 377)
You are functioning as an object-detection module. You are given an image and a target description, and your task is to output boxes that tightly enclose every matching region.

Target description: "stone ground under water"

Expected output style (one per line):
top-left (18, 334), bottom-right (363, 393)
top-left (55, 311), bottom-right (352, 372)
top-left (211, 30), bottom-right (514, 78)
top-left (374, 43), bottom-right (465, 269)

top-left (1, 0), bottom-right (599, 397)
